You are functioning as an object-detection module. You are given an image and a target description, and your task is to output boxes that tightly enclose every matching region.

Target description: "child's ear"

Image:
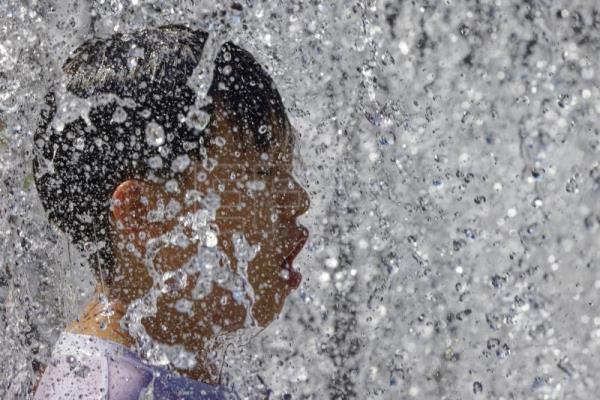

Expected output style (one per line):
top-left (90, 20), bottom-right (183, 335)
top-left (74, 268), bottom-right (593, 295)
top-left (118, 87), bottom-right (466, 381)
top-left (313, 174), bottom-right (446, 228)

top-left (111, 180), bottom-right (150, 235)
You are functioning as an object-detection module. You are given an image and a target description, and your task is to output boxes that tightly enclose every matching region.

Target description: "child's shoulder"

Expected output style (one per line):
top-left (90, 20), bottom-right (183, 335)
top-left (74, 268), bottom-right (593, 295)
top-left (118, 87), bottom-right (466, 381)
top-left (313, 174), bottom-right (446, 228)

top-left (34, 332), bottom-right (238, 399)
top-left (33, 352), bottom-right (108, 399)
top-left (34, 332), bottom-right (150, 399)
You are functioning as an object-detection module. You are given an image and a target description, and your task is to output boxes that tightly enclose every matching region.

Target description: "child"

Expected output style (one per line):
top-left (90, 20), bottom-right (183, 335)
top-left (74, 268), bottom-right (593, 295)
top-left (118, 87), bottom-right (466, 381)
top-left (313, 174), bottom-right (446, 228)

top-left (32, 25), bottom-right (309, 399)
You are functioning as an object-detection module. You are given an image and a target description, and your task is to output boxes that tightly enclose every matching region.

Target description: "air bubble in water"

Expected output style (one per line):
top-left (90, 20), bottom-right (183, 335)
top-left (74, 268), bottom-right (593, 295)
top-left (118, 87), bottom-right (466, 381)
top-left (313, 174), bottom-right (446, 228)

top-left (145, 121), bottom-right (165, 147)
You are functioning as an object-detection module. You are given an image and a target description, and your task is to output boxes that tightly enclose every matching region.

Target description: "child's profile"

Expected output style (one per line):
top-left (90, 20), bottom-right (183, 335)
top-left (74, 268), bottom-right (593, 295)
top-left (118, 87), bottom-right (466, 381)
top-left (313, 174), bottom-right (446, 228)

top-left (32, 25), bottom-right (309, 399)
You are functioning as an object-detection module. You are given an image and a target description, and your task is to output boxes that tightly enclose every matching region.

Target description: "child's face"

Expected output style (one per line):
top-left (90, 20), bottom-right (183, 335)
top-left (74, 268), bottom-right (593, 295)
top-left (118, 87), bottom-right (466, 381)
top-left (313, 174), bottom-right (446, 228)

top-left (110, 114), bottom-right (310, 348)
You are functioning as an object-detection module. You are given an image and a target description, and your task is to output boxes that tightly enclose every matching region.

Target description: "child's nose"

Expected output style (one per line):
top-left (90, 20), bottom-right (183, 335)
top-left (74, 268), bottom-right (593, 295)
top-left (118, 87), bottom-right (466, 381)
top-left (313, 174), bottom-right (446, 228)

top-left (278, 180), bottom-right (309, 220)
top-left (295, 186), bottom-right (310, 218)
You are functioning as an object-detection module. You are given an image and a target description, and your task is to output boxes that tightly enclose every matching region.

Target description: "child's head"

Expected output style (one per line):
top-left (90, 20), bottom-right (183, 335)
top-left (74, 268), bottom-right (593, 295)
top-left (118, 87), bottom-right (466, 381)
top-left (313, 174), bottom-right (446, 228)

top-left (33, 25), bottom-right (309, 346)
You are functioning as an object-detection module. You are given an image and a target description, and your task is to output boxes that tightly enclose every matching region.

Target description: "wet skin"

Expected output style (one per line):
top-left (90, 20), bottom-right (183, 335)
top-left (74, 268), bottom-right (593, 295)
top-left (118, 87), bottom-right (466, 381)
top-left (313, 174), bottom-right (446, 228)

top-left (68, 110), bottom-right (310, 382)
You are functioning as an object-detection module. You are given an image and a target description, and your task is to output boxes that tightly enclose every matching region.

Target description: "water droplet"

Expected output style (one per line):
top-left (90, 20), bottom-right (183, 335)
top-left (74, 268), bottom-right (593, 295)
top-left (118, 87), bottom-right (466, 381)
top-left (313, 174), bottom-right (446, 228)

top-left (171, 154), bottom-right (190, 172)
top-left (140, 108), bottom-right (152, 119)
top-left (83, 241), bottom-right (96, 253)
top-left (566, 176), bottom-right (578, 193)
top-left (182, 209), bottom-right (209, 232)
top-left (74, 364), bottom-right (91, 378)
top-left (192, 279), bottom-right (212, 300)
top-left (222, 65), bottom-right (232, 75)
top-left (202, 157), bottom-right (217, 172)
top-left (213, 136), bottom-right (226, 148)
top-left (325, 257), bottom-right (338, 269)
top-left (165, 179), bottom-right (178, 193)
top-left (147, 155), bottom-right (163, 169)
top-left (184, 190), bottom-right (203, 206)
top-left (161, 270), bottom-right (188, 294)
top-left (206, 230), bottom-right (218, 247)
top-left (196, 171), bottom-right (207, 182)
top-left (473, 381), bottom-right (483, 394)
top-left (175, 299), bottom-right (193, 315)
top-left (112, 106), bottom-right (127, 123)
top-left (186, 108), bottom-right (210, 131)
top-left (74, 137), bottom-right (85, 150)
top-left (127, 46), bottom-right (144, 70)
top-left (246, 180), bottom-right (266, 191)
top-left (182, 141), bottom-right (197, 151)
top-left (145, 121), bottom-right (165, 147)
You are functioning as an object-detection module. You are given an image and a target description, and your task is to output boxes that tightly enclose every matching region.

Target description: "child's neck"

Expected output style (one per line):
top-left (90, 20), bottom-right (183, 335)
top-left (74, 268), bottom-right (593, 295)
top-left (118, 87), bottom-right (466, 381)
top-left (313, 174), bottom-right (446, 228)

top-left (66, 289), bottom-right (134, 348)
top-left (65, 286), bottom-right (219, 384)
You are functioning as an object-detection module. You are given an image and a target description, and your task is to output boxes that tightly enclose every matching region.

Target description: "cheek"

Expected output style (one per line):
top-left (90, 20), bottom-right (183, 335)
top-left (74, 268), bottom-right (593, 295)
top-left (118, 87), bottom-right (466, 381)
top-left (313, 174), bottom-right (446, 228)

top-left (112, 256), bottom-right (154, 302)
top-left (248, 250), bottom-right (291, 299)
top-left (153, 241), bottom-right (198, 271)
top-left (206, 286), bottom-right (247, 329)
top-left (250, 278), bottom-right (289, 326)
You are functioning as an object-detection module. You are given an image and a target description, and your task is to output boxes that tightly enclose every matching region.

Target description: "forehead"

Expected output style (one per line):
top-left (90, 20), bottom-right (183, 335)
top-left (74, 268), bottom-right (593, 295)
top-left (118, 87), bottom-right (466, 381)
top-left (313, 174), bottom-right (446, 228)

top-left (206, 111), bottom-right (295, 171)
top-left (217, 144), bottom-right (294, 170)
top-left (171, 136), bottom-right (295, 189)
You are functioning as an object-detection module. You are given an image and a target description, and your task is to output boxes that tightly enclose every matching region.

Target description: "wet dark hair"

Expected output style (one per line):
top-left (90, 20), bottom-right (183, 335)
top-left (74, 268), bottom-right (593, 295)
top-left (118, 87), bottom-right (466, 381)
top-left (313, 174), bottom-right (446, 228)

top-left (33, 25), bottom-right (291, 282)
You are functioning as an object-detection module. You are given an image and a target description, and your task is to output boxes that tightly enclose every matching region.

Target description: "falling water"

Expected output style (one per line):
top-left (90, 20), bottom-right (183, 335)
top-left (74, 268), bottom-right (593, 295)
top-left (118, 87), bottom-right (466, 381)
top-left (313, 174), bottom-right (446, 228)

top-left (3, 0), bottom-right (600, 399)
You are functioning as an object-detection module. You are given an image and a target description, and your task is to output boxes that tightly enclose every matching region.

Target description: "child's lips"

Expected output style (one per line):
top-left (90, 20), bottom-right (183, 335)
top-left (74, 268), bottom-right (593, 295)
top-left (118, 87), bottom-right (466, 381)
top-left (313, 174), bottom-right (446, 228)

top-left (281, 226), bottom-right (308, 289)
